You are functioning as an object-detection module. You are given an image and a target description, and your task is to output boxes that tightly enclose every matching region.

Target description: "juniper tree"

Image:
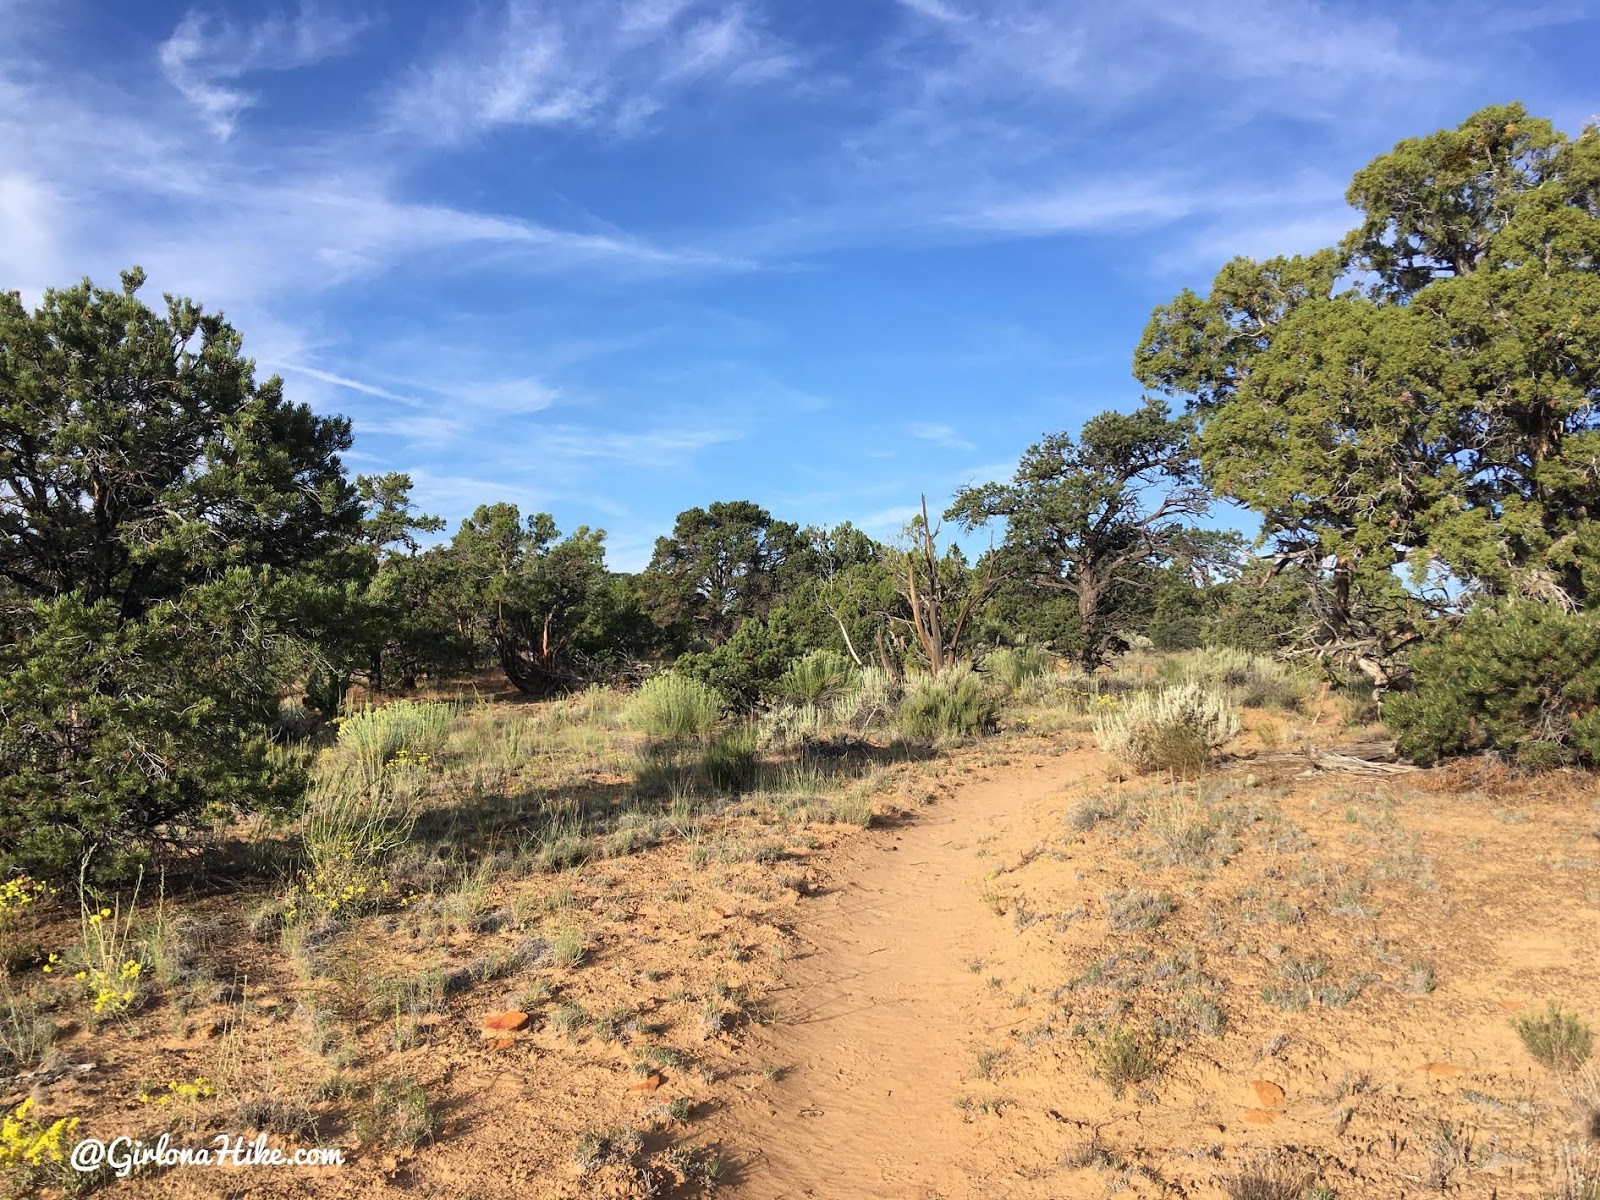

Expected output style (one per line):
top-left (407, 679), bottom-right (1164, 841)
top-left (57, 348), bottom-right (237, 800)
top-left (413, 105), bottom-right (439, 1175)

top-left (1136, 104), bottom-right (1600, 684)
top-left (948, 400), bottom-right (1228, 671)
top-left (0, 269), bottom-right (361, 878)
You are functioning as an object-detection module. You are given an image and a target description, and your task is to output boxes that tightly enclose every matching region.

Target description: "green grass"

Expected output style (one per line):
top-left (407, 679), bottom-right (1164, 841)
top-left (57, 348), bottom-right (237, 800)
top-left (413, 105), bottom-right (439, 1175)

top-left (895, 668), bottom-right (996, 740)
top-left (624, 673), bottom-right (723, 741)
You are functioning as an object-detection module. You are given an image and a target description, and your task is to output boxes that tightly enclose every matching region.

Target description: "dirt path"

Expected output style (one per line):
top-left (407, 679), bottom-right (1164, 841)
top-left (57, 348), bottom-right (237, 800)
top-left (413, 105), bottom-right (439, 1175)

top-left (708, 749), bottom-right (1093, 1198)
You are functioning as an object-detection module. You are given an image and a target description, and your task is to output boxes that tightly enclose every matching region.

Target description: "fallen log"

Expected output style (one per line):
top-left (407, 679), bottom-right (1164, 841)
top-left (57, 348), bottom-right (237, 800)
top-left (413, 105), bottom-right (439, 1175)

top-left (1245, 739), bottom-right (1421, 776)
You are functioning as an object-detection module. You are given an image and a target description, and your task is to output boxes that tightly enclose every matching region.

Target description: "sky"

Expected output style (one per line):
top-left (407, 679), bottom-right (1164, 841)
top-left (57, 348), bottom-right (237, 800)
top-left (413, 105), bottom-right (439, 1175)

top-left (2, 1), bottom-right (1597, 570)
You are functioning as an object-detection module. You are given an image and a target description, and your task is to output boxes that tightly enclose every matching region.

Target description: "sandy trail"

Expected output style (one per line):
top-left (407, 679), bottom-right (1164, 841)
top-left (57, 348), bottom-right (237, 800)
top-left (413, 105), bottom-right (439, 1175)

top-left (709, 750), bottom-right (1089, 1199)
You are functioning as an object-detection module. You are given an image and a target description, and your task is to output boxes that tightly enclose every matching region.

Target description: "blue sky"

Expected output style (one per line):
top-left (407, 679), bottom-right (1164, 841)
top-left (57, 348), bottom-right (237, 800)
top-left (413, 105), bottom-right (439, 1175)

top-left (3, 0), bottom-right (1597, 569)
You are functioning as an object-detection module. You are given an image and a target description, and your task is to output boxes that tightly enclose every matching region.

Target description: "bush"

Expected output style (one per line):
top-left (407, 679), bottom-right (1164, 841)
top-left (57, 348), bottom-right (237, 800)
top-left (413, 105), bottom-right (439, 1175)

top-left (1084, 1023), bottom-right (1163, 1097)
top-left (1162, 646), bottom-right (1308, 710)
top-left (982, 645), bottom-right (1054, 690)
top-left (1094, 682), bottom-right (1240, 775)
top-left (1221, 1156), bottom-right (1317, 1200)
top-left (895, 668), bottom-right (997, 741)
top-left (1385, 602), bottom-right (1600, 767)
top-left (777, 650), bottom-right (856, 705)
top-left (757, 703), bottom-right (830, 749)
top-left (624, 673), bottom-right (722, 741)
top-left (0, 590), bottom-right (307, 883)
top-left (831, 667), bottom-right (900, 730)
top-left (1512, 1001), bottom-right (1594, 1072)
top-left (289, 769), bottom-right (417, 923)
top-left (675, 616), bottom-right (797, 708)
top-left (335, 701), bottom-right (454, 783)
top-left (701, 726), bottom-right (759, 793)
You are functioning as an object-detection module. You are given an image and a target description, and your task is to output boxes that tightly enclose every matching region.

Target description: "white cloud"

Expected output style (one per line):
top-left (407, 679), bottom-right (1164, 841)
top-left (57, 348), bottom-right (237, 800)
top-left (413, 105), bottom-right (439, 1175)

top-left (159, 5), bottom-right (368, 138)
top-left (267, 361), bottom-right (422, 405)
top-left (386, 0), bottom-right (798, 145)
top-left (909, 422), bottom-right (975, 450)
top-left (538, 425), bottom-right (744, 467)
top-left (860, 504), bottom-right (923, 534)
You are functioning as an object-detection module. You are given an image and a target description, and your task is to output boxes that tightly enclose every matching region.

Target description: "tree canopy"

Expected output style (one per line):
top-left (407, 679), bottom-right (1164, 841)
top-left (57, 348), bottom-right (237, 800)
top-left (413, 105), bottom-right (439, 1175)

top-left (1135, 103), bottom-right (1600, 683)
top-left (0, 270), bottom-right (360, 876)
top-left (949, 400), bottom-right (1227, 669)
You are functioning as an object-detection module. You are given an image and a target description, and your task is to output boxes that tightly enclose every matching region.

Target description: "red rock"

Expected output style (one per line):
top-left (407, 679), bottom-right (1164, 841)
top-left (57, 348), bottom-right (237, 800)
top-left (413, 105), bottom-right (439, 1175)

top-left (1249, 1079), bottom-right (1286, 1110)
top-left (483, 1010), bottom-right (529, 1032)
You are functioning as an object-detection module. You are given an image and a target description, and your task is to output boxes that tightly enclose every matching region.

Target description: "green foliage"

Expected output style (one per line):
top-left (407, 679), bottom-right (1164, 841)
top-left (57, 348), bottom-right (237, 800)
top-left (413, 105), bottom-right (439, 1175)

top-left (677, 615), bottom-right (801, 708)
top-left (1137, 105), bottom-right (1600, 683)
top-left (1094, 682), bottom-right (1241, 775)
top-left (949, 400), bottom-right (1233, 670)
top-left (1511, 1001), bottom-right (1593, 1072)
top-left (757, 703), bottom-right (829, 749)
top-left (777, 649), bottom-right (856, 704)
top-left (1384, 602), bottom-right (1600, 766)
top-left (701, 726), bottom-right (759, 794)
top-left (333, 702), bottom-right (454, 783)
top-left (642, 501), bottom-right (808, 650)
top-left (303, 666), bottom-right (351, 721)
top-left (981, 645), bottom-right (1054, 690)
top-left (624, 673), bottom-right (723, 741)
top-left (1162, 646), bottom-right (1308, 710)
top-left (895, 667), bottom-right (996, 741)
top-left (444, 504), bottom-right (651, 697)
top-left (289, 768), bottom-right (417, 923)
top-left (0, 270), bottom-right (360, 880)
top-left (830, 666), bottom-right (900, 730)
top-left (0, 585), bottom-right (308, 881)
top-left (1084, 1023), bottom-right (1163, 1097)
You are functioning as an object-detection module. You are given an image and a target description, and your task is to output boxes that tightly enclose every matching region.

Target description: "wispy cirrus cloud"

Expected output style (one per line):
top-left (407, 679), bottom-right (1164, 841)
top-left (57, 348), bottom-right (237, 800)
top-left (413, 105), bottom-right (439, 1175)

top-left (909, 422), bottom-right (974, 451)
top-left (386, 0), bottom-right (799, 145)
top-left (159, 4), bottom-right (369, 138)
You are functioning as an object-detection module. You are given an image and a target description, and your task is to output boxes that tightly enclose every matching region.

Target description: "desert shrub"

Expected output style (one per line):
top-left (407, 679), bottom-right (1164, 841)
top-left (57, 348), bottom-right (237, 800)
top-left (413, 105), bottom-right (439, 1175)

top-left (1139, 790), bottom-right (1239, 867)
top-left (675, 616), bottom-right (798, 708)
top-left (1163, 646), bottom-right (1308, 710)
top-left (67, 891), bottom-right (150, 1022)
top-left (777, 650), bottom-right (856, 705)
top-left (335, 701), bottom-right (453, 783)
top-left (701, 726), bottom-right (759, 793)
top-left (1552, 1143), bottom-right (1600, 1200)
top-left (624, 673), bottom-right (722, 742)
top-left (1094, 682), bottom-right (1240, 774)
top-left (1105, 888), bottom-right (1176, 931)
top-left (565, 684), bottom-right (623, 727)
top-left (1084, 1023), bottom-right (1162, 1097)
top-left (287, 770), bottom-right (416, 923)
top-left (895, 667), bottom-right (997, 741)
top-left (572, 1126), bottom-right (645, 1177)
top-left (0, 1098), bottom-right (78, 1196)
top-left (831, 666), bottom-right (901, 730)
top-left (1221, 1155), bottom-right (1317, 1200)
top-left (757, 703), bottom-right (830, 749)
top-left (982, 645), bottom-right (1054, 690)
top-left (1385, 602), bottom-right (1600, 767)
top-left (367, 1075), bottom-right (436, 1148)
top-left (1513, 1002), bottom-right (1594, 1073)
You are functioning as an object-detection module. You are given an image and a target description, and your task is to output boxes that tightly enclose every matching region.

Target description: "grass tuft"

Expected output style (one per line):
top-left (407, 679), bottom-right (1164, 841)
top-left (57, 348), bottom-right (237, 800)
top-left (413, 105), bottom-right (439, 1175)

top-left (1514, 1002), bottom-right (1594, 1073)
